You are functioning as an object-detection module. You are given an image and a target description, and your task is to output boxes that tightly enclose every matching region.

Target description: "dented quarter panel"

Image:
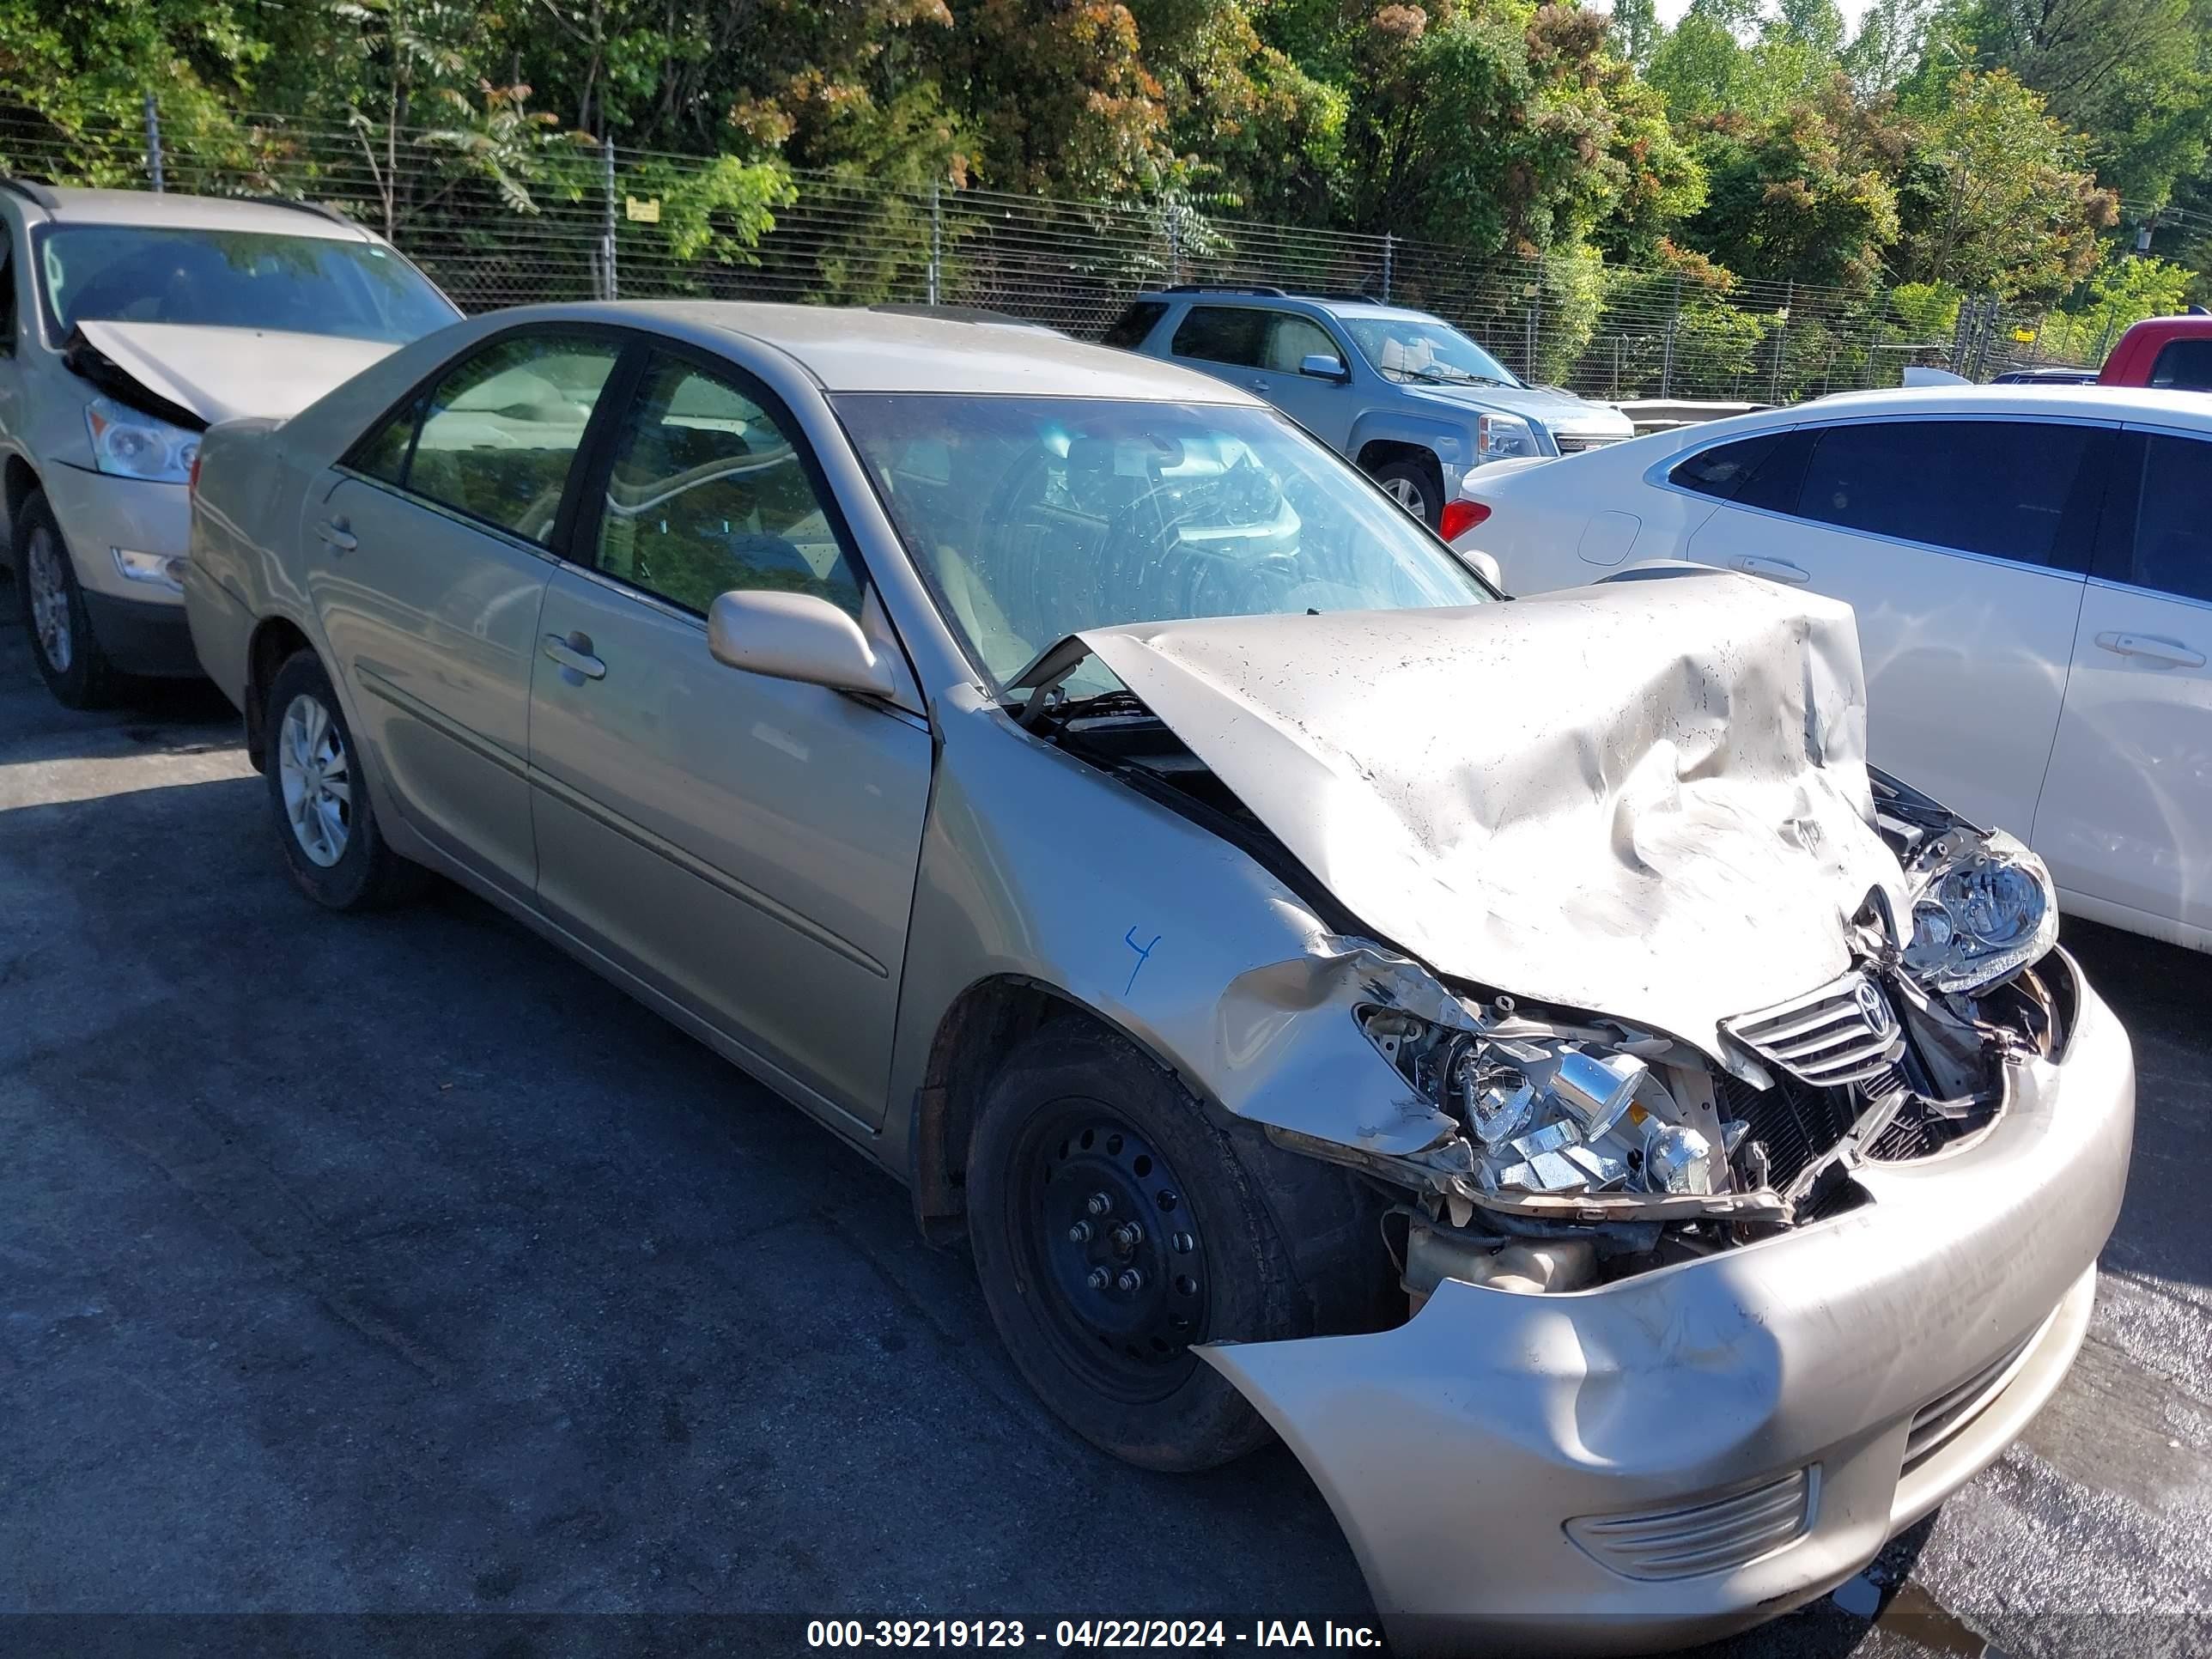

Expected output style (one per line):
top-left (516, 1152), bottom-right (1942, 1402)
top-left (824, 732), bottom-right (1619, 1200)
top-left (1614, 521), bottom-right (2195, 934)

top-left (1198, 954), bottom-right (2132, 1656)
top-left (1078, 572), bottom-right (1907, 1065)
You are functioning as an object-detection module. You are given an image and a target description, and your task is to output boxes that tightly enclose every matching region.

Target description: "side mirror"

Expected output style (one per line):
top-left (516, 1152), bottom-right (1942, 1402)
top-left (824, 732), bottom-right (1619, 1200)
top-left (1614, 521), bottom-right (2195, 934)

top-left (1460, 547), bottom-right (1505, 592)
top-left (1299, 352), bottom-right (1349, 382)
top-left (708, 588), bottom-right (900, 700)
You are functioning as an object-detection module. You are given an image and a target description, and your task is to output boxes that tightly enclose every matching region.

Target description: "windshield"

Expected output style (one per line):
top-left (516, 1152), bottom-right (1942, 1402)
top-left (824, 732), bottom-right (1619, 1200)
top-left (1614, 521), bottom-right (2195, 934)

top-left (36, 224), bottom-right (459, 344)
top-left (1340, 315), bottom-right (1519, 388)
top-left (834, 394), bottom-right (1492, 690)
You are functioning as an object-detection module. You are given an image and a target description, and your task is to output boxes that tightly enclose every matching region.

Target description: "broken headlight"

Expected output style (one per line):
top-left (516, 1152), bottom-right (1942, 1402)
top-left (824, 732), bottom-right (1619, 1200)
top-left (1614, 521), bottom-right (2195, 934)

top-left (1361, 1008), bottom-right (1722, 1199)
top-left (1900, 829), bottom-right (2057, 994)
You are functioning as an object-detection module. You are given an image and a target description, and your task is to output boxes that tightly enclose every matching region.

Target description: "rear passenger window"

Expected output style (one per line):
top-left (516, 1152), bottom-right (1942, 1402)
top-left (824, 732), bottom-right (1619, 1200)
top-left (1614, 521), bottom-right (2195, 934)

top-left (1100, 300), bottom-right (1168, 350)
top-left (407, 333), bottom-right (622, 544)
top-left (1795, 420), bottom-right (2097, 568)
top-left (1669, 433), bottom-right (1783, 501)
top-left (2119, 434), bottom-right (2212, 603)
top-left (594, 354), bottom-right (863, 618)
top-left (2148, 338), bottom-right (2212, 393)
top-left (349, 396), bottom-right (421, 484)
top-left (1170, 307), bottom-right (1268, 368)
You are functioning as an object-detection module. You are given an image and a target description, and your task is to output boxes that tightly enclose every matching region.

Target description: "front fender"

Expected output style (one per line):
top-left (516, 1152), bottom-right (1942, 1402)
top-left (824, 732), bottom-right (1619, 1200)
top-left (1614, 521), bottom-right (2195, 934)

top-left (1346, 410), bottom-right (1476, 481)
top-left (884, 686), bottom-right (1442, 1192)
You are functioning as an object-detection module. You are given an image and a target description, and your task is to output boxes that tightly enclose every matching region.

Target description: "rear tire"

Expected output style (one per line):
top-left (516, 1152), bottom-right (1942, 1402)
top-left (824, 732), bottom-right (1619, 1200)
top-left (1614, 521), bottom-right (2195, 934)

top-left (967, 1019), bottom-right (1382, 1471)
top-left (15, 490), bottom-right (118, 709)
top-left (1369, 456), bottom-right (1443, 530)
top-left (264, 650), bottom-right (425, 911)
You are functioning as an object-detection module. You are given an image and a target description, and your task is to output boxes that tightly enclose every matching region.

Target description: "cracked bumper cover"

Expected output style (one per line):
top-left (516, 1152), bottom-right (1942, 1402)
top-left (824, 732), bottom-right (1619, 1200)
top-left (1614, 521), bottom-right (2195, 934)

top-left (1199, 951), bottom-right (2131, 1656)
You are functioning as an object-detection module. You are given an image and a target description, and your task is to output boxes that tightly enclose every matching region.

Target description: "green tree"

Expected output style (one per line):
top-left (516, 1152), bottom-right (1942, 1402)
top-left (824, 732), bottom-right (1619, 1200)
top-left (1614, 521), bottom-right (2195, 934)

top-left (1607, 0), bottom-right (1662, 69)
top-left (1680, 76), bottom-right (1908, 288)
top-left (1340, 0), bottom-right (1698, 256)
top-left (1952, 0), bottom-right (2212, 207)
top-left (1896, 68), bottom-right (2118, 301)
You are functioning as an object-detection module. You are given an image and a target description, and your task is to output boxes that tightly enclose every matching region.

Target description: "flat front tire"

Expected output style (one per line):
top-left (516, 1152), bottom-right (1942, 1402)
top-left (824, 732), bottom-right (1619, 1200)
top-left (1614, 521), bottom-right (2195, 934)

top-left (264, 650), bottom-right (423, 911)
top-left (967, 1020), bottom-right (1376, 1472)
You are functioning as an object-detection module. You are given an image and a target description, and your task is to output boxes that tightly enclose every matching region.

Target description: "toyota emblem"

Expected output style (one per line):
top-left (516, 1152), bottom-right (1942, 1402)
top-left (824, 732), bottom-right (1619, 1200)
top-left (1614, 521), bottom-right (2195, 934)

top-left (1856, 978), bottom-right (1893, 1035)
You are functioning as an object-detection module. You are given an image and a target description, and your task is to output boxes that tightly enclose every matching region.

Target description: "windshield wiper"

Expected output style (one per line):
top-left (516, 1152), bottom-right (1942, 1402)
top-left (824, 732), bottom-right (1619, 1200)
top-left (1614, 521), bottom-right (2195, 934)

top-left (1414, 365), bottom-right (1510, 388)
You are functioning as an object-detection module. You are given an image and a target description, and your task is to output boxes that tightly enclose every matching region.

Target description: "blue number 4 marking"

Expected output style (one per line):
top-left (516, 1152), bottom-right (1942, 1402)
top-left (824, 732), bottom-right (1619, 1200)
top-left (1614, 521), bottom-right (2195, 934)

top-left (1122, 927), bottom-right (1163, 996)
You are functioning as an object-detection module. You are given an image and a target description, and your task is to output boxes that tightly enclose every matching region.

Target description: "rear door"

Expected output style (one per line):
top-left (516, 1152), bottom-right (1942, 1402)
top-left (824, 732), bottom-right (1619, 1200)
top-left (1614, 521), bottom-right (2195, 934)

top-left (2034, 427), bottom-right (2212, 936)
top-left (306, 326), bottom-right (624, 898)
top-left (526, 344), bottom-right (932, 1128)
top-left (1685, 416), bottom-right (2105, 838)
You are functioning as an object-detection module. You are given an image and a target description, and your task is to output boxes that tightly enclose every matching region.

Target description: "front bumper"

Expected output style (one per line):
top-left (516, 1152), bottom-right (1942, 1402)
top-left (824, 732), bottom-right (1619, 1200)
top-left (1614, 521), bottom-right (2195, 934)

top-left (39, 463), bottom-right (199, 677)
top-left (1201, 951), bottom-right (2132, 1656)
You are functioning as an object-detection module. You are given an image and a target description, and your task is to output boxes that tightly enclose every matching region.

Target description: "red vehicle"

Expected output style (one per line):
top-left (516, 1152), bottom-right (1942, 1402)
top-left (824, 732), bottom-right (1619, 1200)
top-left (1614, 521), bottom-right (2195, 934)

top-left (2098, 311), bottom-right (2212, 391)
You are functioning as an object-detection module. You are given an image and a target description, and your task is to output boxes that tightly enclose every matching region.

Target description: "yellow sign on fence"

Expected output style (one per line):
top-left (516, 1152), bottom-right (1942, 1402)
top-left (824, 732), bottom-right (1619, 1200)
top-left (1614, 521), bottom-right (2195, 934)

top-left (625, 197), bottom-right (661, 224)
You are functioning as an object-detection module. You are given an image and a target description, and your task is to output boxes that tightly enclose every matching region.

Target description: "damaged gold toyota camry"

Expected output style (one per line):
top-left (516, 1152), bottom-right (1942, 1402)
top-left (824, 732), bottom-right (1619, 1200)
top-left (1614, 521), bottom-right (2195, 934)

top-left (184, 304), bottom-right (2133, 1656)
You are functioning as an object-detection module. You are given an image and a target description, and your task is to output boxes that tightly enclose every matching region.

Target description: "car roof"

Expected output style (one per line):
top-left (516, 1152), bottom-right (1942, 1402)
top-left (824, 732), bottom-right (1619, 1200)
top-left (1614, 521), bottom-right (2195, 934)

top-left (8, 185), bottom-right (373, 240)
top-left (605, 300), bottom-right (1265, 400)
top-left (1739, 381), bottom-right (2212, 430)
top-left (1146, 287), bottom-right (1441, 324)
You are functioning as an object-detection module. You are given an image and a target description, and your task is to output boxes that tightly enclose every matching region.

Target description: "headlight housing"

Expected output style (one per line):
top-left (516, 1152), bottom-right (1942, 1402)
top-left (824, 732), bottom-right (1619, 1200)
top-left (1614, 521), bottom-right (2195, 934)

top-left (1474, 411), bottom-right (1540, 463)
top-left (1900, 829), bottom-right (2058, 994)
top-left (84, 397), bottom-right (201, 484)
top-left (1360, 1007), bottom-right (1723, 1199)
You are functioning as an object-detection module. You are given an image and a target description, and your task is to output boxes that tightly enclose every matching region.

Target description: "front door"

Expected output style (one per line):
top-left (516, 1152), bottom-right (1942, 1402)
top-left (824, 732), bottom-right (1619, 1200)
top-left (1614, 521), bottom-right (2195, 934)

top-left (1686, 416), bottom-right (2101, 840)
top-left (306, 328), bottom-right (624, 898)
top-left (2035, 428), bottom-right (2212, 936)
top-left (527, 347), bottom-right (932, 1127)
top-left (1247, 311), bottom-right (1355, 448)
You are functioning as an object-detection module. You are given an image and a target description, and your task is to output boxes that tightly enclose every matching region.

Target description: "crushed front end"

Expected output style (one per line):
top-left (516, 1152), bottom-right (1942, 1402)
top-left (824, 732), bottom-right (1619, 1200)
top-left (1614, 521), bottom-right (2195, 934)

top-left (1201, 933), bottom-right (2128, 1655)
top-left (1009, 581), bottom-right (2134, 1653)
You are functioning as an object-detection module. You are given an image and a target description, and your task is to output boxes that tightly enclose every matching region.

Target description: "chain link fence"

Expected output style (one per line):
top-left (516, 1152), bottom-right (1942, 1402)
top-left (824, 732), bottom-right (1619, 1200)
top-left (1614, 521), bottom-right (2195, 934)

top-left (1, 101), bottom-right (2096, 404)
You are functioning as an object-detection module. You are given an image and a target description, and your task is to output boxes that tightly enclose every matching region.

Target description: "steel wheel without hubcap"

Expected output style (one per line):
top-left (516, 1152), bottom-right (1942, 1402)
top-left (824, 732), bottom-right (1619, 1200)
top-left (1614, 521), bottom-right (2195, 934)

top-left (277, 693), bottom-right (353, 868)
top-left (25, 526), bottom-right (72, 674)
top-left (1018, 1109), bottom-right (1211, 1403)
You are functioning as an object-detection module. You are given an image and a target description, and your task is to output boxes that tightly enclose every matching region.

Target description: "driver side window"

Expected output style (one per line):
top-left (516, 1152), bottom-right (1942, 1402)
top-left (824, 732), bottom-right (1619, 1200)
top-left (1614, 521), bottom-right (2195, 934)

top-left (593, 354), bottom-right (863, 618)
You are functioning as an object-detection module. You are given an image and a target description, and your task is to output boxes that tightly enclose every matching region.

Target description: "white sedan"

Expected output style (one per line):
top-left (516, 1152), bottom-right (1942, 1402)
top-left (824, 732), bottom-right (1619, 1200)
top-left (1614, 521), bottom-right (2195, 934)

top-left (1446, 384), bottom-right (2212, 954)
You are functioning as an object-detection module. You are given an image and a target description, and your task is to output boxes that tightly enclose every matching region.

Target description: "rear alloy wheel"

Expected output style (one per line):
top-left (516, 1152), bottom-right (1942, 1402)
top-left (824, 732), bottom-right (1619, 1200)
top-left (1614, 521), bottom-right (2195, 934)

top-left (277, 690), bottom-right (353, 868)
top-left (263, 650), bottom-right (425, 911)
top-left (15, 491), bottom-right (118, 708)
top-left (1369, 457), bottom-right (1443, 530)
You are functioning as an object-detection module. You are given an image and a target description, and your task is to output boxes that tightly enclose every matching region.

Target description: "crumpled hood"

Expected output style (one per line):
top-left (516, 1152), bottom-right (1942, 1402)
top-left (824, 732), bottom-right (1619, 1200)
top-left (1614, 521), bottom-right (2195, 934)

top-left (1076, 572), bottom-right (1908, 1060)
top-left (76, 321), bottom-right (399, 426)
top-left (1403, 380), bottom-right (1633, 436)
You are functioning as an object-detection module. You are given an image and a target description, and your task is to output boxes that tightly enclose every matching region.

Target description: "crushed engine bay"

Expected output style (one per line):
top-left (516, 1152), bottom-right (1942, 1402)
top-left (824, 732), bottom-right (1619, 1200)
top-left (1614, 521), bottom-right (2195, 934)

top-left (1012, 575), bottom-right (2074, 1301)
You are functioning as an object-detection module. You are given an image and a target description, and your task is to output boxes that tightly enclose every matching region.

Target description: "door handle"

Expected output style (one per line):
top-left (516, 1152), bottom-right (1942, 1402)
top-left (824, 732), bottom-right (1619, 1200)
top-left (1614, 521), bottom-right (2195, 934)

top-left (2094, 630), bottom-right (2205, 669)
top-left (314, 519), bottom-right (357, 552)
top-left (1732, 556), bottom-right (1810, 584)
top-left (541, 631), bottom-right (607, 682)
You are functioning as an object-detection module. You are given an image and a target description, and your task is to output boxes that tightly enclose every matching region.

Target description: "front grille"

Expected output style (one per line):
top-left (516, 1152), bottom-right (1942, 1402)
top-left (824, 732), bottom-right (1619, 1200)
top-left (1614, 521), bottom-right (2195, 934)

top-left (1554, 434), bottom-right (1624, 453)
top-left (1723, 969), bottom-right (1906, 1087)
top-left (1904, 1327), bottom-right (2039, 1471)
top-left (1720, 1073), bottom-right (1859, 1191)
top-left (1566, 1468), bottom-right (1815, 1581)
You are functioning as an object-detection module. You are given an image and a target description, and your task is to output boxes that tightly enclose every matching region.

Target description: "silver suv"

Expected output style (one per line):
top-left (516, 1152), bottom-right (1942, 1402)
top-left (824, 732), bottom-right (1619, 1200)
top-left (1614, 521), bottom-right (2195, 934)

top-left (1105, 285), bottom-right (1632, 526)
top-left (0, 180), bottom-right (459, 707)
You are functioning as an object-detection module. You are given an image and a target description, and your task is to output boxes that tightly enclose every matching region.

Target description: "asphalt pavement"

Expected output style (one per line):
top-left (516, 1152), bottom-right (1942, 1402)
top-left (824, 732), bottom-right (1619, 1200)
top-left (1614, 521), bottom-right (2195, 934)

top-left (1, 593), bottom-right (2207, 1659)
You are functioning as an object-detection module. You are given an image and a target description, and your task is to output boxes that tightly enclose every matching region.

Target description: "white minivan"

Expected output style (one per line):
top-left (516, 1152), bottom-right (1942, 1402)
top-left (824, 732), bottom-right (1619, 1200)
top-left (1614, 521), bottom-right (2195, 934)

top-left (1, 180), bottom-right (459, 707)
top-left (1445, 384), bottom-right (2212, 953)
